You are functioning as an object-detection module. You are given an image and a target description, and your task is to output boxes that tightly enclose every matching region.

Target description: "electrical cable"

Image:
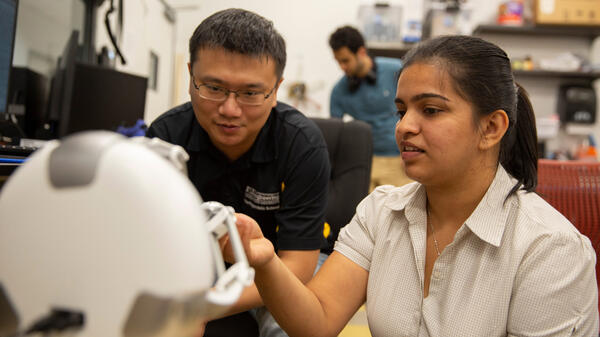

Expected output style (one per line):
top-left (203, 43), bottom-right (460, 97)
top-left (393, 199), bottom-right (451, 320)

top-left (104, 0), bottom-right (126, 65)
top-left (3, 308), bottom-right (84, 337)
top-left (25, 308), bottom-right (84, 334)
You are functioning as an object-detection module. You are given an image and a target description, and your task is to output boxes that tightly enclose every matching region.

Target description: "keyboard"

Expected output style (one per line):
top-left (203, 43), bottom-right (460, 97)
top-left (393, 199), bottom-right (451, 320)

top-left (0, 144), bottom-right (39, 158)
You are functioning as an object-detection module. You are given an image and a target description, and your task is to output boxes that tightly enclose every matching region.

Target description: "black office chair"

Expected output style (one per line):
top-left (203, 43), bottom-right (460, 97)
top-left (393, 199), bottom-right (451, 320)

top-left (310, 118), bottom-right (373, 254)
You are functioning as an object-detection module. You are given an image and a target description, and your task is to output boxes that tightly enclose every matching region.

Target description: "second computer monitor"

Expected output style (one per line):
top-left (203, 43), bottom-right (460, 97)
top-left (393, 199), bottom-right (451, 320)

top-left (61, 63), bottom-right (147, 137)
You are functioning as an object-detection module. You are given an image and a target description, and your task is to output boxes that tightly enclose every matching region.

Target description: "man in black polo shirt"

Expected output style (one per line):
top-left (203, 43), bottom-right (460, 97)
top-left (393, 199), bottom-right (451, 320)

top-left (146, 8), bottom-right (329, 337)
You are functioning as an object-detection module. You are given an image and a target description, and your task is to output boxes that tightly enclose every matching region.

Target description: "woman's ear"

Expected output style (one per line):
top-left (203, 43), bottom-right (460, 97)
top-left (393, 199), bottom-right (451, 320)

top-left (479, 109), bottom-right (509, 150)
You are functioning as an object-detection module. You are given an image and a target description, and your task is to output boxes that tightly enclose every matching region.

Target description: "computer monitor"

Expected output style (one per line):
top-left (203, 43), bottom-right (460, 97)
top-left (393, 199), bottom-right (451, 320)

top-left (46, 30), bottom-right (147, 139)
top-left (46, 30), bottom-right (80, 137)
top-left (0, 0), bottom-right (18, 115)
top-left (64, 62), bottom-right (147, 137)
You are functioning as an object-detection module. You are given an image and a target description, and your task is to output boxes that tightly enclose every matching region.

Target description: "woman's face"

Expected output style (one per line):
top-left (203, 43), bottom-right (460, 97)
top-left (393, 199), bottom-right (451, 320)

top-left (394, 62), bottom-right (485, 188)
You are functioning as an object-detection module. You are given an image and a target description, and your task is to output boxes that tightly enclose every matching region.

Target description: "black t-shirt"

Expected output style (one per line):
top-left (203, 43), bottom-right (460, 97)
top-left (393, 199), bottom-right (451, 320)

top-left (146, 101), bottom-right (330, 335)
top-left (146, 101), bottom-right (329, 250)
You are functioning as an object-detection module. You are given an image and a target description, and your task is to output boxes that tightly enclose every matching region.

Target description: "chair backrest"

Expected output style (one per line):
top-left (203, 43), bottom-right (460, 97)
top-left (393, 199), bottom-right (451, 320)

top-left (311, 118), bottom-right (373, 254)
top-left (536, 159), bottom-right (600, 312)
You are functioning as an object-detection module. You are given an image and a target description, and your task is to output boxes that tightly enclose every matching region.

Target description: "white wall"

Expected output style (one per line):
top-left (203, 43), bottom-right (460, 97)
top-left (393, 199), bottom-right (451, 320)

top-left (95, 0), bottom-right (176, 124)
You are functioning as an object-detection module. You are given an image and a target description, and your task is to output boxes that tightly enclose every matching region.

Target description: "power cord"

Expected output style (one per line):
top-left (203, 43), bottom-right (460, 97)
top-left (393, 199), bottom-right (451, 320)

top-left (25, 308), bottom-right (84, 334)
top-left (4, 308), bottom-right (85, 336)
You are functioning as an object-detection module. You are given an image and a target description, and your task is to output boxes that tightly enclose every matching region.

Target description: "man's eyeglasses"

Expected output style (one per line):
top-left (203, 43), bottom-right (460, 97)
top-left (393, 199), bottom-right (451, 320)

top-left (191, 76), bottom-right (277, 106)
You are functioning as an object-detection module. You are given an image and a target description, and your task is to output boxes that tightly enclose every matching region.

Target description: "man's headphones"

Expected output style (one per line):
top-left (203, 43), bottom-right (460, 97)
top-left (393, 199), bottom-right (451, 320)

top-left (348, 59), bottom-right (377, 93)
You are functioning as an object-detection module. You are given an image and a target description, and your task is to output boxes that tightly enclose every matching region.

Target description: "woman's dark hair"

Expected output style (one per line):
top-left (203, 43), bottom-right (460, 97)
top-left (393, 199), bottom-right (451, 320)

top-left (401, 35), bottom-right (538, 193)
top-left (189, 8), bottom-right (286, 79)
top-left (329, 26), bottom-right (365, 53)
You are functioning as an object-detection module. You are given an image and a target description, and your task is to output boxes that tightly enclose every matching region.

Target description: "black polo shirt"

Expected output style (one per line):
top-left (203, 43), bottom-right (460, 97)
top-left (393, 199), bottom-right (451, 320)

top-left (146, 101), bottom-right (329, 252)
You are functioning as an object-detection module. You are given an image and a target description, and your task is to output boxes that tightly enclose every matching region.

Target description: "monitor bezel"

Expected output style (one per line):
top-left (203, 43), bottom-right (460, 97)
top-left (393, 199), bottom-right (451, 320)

top-left (0, 0), bottom-right (19, 116)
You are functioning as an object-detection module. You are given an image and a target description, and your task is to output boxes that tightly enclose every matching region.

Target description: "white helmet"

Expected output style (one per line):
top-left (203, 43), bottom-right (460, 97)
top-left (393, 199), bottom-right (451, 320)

top-left (0, 131), bottom-right (254, 337)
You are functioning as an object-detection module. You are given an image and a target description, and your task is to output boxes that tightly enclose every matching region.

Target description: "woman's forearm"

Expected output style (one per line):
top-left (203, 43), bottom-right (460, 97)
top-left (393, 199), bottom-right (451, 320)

top-left (254, 255), bottom-right (332, 337)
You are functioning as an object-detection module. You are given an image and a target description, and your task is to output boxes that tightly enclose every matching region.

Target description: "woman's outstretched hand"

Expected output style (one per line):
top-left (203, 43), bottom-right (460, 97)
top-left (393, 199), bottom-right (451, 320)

top-left (220, 213), bottom-right (275, 268)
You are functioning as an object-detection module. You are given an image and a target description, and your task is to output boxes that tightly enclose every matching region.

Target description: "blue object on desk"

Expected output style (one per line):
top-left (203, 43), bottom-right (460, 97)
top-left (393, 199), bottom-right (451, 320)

top-left (0, 157), bottom-right (26, 164)
top-left (116, 119), bottom-right (147, 137)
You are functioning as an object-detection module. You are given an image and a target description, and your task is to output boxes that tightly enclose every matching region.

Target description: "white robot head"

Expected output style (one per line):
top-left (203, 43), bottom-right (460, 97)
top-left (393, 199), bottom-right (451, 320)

top-left (0, 131), bottom-right (253, 337)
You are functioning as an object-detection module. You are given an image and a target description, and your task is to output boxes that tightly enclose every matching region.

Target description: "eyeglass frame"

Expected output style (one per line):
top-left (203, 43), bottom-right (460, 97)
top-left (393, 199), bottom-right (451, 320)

top-left (190, 75), bottom-right (278, 106)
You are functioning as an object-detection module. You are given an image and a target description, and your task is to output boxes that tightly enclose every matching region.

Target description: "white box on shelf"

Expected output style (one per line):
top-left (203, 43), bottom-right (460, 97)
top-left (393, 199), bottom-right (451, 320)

top-left (357, 4), bottom-right (403, 44)
top-left (536, 115), bottom-right (560, 139)
top-left (566, 123), bottom-right (596, 135)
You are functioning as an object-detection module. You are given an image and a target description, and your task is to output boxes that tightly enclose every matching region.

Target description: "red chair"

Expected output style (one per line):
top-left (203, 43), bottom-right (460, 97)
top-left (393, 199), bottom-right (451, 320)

top-left (536, 159), bottom-right (600, 313)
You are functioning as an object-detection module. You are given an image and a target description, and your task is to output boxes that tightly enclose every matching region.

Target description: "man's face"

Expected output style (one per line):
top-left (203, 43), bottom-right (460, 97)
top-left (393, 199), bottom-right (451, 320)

top-left (188, 47), bottom-right (281, 161)
top-left (333, 46), bottom-right (363, 77)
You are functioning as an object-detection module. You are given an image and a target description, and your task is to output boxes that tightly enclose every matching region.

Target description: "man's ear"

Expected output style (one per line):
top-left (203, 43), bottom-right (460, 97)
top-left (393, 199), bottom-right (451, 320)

top-left (271, 77), bottom-right (284, 108)
top-left (187, 62), bottom-right (194, 95)
top-left (479, 109), bottom-right (509, 150)
top-left (356, 46), bottom-right (368, 57)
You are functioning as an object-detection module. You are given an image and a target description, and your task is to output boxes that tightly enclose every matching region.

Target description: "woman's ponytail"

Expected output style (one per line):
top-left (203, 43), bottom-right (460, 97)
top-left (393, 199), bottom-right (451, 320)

top-left (500, 83), bottom-right (538, 193)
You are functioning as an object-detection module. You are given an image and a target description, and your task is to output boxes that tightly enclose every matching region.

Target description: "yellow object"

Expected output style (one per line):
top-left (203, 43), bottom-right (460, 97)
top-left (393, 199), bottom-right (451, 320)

top-left (338, 325), bottom-right (372, 337)
top-left (339, 305), bottom-right (371, 337)
top-left (323, 222), bottom-right (330, 238)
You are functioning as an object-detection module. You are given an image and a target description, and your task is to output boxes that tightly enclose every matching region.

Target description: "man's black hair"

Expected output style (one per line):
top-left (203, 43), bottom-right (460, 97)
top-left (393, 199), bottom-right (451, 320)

top-left (189, 8), bottom-right (286, 78)
top-left (329, 26), bottom-right (365, 54)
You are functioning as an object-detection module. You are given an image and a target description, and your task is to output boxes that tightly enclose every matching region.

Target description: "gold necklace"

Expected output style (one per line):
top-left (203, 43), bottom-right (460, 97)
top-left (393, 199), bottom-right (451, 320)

top-left (427, 208), bottom-right (441, 257)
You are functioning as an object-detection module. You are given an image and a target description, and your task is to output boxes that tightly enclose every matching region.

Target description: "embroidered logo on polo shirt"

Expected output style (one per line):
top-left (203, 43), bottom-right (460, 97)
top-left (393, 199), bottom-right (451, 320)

top-left (244, 186), bottom-right (280, 211)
